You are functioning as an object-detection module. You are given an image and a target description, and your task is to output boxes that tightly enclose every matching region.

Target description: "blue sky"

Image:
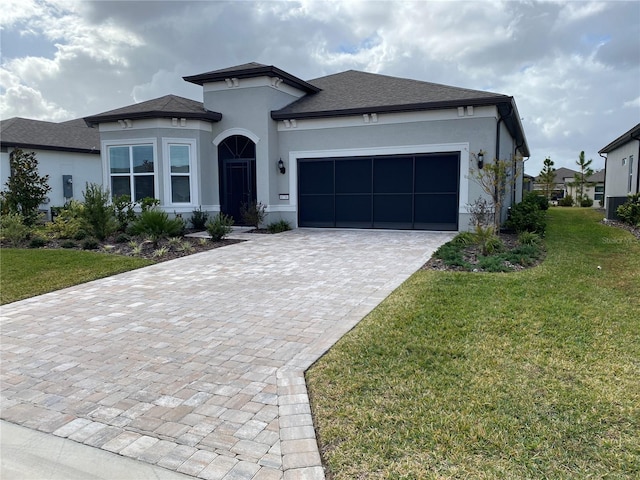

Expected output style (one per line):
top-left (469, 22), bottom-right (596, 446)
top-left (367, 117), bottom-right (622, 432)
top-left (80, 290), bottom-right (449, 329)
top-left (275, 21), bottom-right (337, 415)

top-left (1, 0), bottom-right (639, 175)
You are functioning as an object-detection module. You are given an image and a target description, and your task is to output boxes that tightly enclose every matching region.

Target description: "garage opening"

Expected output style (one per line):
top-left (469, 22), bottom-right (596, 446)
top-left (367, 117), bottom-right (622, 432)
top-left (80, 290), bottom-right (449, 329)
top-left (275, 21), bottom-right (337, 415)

top-left (298, 152), bottom-right (459, 230)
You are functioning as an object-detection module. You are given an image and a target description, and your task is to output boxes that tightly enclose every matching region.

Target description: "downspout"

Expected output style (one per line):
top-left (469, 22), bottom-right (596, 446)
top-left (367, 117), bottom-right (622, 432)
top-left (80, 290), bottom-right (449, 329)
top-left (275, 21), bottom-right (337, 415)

top-left (599, 151), bottom-right (607, 213)
top-left (495, 103), bottom-right (513, 223)
top-left (632, 133), bottom-right (640, 194)
top-left (515, 138), bottom-right (528, 203)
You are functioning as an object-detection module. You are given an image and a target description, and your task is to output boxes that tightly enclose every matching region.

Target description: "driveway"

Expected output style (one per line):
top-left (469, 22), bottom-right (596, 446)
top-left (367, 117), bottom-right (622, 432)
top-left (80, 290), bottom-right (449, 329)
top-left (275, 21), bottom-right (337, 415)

top-left (0, 228), bottom-right (452, 479)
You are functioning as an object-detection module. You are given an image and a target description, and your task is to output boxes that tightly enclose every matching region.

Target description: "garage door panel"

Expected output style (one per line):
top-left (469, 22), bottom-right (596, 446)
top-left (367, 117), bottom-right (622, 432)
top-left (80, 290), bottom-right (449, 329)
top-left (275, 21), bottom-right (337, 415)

top-left (373, 194), bottom-right (413, 229)
top-left (414, 193), bottom-right (458, 230)
top-left (336, 158), bottom-right (371, 194)
top-left (374, 156), bottom-right (413, 193)
top-left (299, 160), bottom-right (333, 194)
top-left (415, 154), bottom-right (459, 193)
top-left (299, 195), bottom-right (335, 227)
top-left (335, 195), bottom-right (372, 228)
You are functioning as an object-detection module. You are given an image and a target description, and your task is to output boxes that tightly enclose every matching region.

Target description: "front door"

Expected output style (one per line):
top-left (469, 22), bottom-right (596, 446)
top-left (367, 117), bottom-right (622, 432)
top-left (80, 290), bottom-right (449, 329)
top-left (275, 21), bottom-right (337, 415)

top-left (218, 135), bottom-right (257, 225)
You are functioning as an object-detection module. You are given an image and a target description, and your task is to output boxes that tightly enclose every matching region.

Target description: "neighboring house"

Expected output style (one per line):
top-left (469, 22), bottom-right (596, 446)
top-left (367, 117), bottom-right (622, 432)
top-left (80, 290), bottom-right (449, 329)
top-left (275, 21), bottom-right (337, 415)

top-left (522, 173), bottom-right (535, 193)
top-left (0, 117), bottom-right (102, 220)
top-left (533, 166), bottom-right (604, 207)
top-left (2, 62), bottom-right (530, 231)
top-left (599, 123), bottom-right (640, 220)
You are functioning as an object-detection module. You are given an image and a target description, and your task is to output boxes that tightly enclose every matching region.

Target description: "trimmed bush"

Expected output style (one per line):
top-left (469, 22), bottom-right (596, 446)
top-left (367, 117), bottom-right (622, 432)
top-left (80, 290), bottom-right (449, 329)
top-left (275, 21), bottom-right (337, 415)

top-left (190, 207), bottom-right (209, 230)
top-left (267, 220), bottom-right (291, 233)
top-left (206, 213), bottom-right (234, 241)
top-left (128, 208), bottom-right (185, 245)
top-left (28, 236), bottom-right (47, 248)
top-left (616, 193), bottom-right (640, 226)
top-left (558, 195), bottom-right (574, 207)
top-left (506, 199), bottom-right (547, 234)
top-left (580, 197), bottom-right (594, 207)
top-left (81, 238), bottom-right (99, 250)
top-left (240, 201), bottom-right (267, 228)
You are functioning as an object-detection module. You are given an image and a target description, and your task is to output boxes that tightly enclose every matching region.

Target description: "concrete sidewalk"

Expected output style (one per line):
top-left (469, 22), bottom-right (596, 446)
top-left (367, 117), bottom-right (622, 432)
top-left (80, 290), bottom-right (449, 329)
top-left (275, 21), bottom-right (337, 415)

top-left (1, 228), bottom-right (452, 479)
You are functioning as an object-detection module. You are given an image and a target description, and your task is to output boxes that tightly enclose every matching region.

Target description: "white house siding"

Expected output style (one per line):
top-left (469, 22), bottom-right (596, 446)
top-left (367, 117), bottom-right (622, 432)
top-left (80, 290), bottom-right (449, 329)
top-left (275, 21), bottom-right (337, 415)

top-left (275, 108), bottom-right (515, 231)
top-left (1, 148), bottom-right (101, 219)
top-left (604, 140), bottom-right (640, 214)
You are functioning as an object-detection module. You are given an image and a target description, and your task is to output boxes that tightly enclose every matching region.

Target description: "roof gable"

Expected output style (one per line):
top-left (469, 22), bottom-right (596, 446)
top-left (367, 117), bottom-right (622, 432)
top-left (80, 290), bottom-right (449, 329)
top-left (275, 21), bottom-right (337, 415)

top-left (84, 94), bottom-right (221, 126)
top-left (183, 63), bottom-right (320, 93)
top-left (0, 117), bottom-right (100, 153)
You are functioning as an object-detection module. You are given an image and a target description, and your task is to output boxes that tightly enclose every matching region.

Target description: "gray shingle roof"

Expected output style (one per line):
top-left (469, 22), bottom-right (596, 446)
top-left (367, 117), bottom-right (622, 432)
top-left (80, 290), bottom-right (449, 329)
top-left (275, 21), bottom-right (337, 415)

top-left (183, 63), bottom-right (320, 93)
top-left (84, 94), bottom-right (221, 126)
top-left (271, 70), bottom-right (511, 119)
top-left (0, 117), bottom-right (100, 153)
top-left (535, 167), bottom-right (604, 184)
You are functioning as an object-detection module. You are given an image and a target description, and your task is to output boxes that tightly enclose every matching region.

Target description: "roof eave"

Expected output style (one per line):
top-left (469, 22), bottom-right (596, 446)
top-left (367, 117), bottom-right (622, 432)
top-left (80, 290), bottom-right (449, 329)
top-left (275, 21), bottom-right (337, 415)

top-left (183, 65), bottom-right (321, 93)
top-left (84, 110), bottom-right (222, 127)
top-left (598, 123), bottom-right (640, 154)
top-left (0, 142), bottom-right (100, 154)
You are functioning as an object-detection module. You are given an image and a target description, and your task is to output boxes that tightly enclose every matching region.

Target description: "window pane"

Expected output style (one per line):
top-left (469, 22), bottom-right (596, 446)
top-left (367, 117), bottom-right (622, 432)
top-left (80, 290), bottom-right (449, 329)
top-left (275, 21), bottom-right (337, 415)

top-left (171, 176), bottom-right (190, 203)
top-left (133, 145), bottom-right (154, 173)
top-left (170, 145), bottom-right (190, 173)
top-left (110, 147), bottom-right (130, 173)
top-left (111, 176), bottom-right (131, 197)
top-left (134, 175), bottom-right (154, 201)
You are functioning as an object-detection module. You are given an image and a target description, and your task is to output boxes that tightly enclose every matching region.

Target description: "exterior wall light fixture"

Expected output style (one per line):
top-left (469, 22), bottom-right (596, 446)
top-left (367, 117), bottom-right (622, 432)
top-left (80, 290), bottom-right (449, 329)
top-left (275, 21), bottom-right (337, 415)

top-left (477, 150), bottom-right (485, 170)
top-left (278, 158), bottom-right (286, 174)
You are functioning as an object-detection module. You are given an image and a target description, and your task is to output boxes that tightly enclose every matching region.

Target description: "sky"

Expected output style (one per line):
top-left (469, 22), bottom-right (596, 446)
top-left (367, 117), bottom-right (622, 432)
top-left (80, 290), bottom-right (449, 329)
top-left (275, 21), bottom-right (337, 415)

top-left (1, 0), bottom-right (639, 175)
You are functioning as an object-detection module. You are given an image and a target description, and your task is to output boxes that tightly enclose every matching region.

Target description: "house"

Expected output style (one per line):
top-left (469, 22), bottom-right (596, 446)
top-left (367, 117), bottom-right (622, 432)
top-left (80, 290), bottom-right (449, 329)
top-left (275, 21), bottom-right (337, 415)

top-left (599, 123), bottom-right (640, 220)
top-left (0, 117), bottom-right (101, 220)
top-left (533, 166), bottom-right (604, 207)
top-left (3, 63), bottom-right (530, 231)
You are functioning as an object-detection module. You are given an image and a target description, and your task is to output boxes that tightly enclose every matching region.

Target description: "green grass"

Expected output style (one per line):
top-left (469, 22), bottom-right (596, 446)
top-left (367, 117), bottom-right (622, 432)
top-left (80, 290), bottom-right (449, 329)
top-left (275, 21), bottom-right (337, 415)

top-left (307, 208), bottom-right (640, 479)
top-left (0, 248), bottom-right (153, 305)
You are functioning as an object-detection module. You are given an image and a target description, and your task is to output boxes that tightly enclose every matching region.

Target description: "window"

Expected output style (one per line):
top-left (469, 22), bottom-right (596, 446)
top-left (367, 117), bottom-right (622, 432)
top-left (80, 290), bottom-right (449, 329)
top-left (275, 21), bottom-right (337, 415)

top-left (629, 155), bottom-right (634, 193)
top-left (169, 144), bottom-right (191, 203)
top-left (163, 138), bottom-right (197, 206)
top-left (595, 185), bottom-right (604, 201)
top-left (109, 144), bottom-right (155, 201)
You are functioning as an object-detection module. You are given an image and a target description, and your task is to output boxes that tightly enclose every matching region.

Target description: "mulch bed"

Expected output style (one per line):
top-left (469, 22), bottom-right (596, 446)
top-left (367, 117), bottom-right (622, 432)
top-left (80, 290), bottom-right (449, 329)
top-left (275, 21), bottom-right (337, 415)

top-left (601, 219), bottom-right (640, 240)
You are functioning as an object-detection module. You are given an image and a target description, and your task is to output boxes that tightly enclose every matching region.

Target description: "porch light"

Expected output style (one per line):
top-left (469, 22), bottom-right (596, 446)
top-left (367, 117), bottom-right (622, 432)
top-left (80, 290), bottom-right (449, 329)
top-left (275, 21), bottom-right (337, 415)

top-left (278, 158), bottom-right (286, 174)
top-left (477, 151), bottom-right (485, 170)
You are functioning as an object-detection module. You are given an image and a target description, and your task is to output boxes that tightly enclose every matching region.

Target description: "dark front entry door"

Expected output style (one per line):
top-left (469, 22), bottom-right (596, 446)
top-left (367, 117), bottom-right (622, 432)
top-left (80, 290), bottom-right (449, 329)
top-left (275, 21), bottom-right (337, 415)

top-left (220, 159), bottom-right (256, 224)
top-left (218, 135), bottom-right (257, 225)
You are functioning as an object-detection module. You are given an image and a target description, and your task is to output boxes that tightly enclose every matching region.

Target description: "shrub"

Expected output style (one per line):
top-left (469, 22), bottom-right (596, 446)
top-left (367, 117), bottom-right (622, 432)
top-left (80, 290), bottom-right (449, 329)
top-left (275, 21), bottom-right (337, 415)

top-left (61, 240), bottom-right (77, 249)
top-left (113, 194), bottom-right (136, 232)
top-left (506, 200), bottom-right (546, 234)
top-left (450, 231), bottom-right (476, 246)
top-left (29, 236), bottom-right (48, 248)
top-left (45, 200), bottom-right (86, 239)
top-left (267, 220), bottom-right (292, 233)
top-left (474, 225), bottom-right (503, 255)
top-left (81, 238), bottom-right (99, 250)
top-left (523, 191), bottom-right (549, 211)
top-left (616, 194), bottom-right (640, 226)
top-left (477, 255), bottom-right (511, 272)
top-left (558, 195), bottom-right (574, 207)
top-left (128, 208), bottom-right (185, 246)
top-left (115, 233), bottom-right (131, 243)
top-left (580, 197), bottom-right (594, 207)
top-left (240, 201), bottom-right (267, 228)
top-left (433, 243), bottom-right (472, 270)
top-left (206, 213), bottom-right (234, 241)
top-left (82, 183), bottom-right (116, 240)
top-left (139, 197), bottom-right (160, 212)
top-left (518, 231), bottom-right (542, 246)
top-left (190, 207), bottom-right (209, 230)
top-left (0, 212), bottom-right (30, 246)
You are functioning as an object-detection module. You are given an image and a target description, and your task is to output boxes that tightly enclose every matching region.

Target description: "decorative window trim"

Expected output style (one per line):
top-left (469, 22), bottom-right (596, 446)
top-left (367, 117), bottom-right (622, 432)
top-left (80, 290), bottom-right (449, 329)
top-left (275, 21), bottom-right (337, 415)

top-left (102, 138), bottom-right (158, 202)
top-left (162, 138), bottom-right (199, 207)
top-left (213, 128), bottom-right (260, 146)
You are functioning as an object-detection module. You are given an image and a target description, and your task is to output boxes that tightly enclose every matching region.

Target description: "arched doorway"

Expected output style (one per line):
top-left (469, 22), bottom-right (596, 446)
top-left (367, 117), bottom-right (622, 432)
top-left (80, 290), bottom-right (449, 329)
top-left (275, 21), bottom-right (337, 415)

top-left (218, 135), bottom-right (257, 224)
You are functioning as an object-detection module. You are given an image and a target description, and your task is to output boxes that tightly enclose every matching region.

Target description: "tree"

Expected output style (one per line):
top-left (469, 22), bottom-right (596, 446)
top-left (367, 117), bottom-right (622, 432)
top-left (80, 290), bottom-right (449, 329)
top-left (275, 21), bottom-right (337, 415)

top-left (568, 151), bottom-right (595, 206)
top-left (0, 149), bottom-right (51, 226)
top-left (538, 157), bottom-right (556, 200)
top-left (471, 153), bottom-right (522, 231)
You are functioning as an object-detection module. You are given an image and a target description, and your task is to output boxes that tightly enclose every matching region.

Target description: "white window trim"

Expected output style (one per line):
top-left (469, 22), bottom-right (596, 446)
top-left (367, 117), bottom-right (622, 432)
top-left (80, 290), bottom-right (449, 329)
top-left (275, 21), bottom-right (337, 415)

top-left (102, 138), bottom-right (158, 202)
top-left (213, 128), bottom-right (260, 146)
top-left (162, 138), bottom-right (199, 207)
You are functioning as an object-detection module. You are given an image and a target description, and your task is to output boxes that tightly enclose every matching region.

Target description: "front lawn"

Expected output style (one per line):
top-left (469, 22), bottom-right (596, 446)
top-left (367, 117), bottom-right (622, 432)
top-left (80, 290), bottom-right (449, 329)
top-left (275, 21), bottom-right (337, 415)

top-left (0, 249), bottom-right (153, 305)
top-left (307, 208), bottom-right (640, 479)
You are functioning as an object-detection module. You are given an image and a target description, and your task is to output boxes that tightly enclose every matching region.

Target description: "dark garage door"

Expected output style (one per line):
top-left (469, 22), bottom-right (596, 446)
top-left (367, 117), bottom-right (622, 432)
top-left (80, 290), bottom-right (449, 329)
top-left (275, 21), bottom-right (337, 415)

top-left (298, 152), bottom-right (460, 230)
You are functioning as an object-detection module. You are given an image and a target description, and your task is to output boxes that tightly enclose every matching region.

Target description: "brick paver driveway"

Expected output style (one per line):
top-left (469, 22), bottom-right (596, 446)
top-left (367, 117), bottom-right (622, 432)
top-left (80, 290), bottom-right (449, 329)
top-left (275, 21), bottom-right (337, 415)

top-left (1, 229), bottom-right (452, 479)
